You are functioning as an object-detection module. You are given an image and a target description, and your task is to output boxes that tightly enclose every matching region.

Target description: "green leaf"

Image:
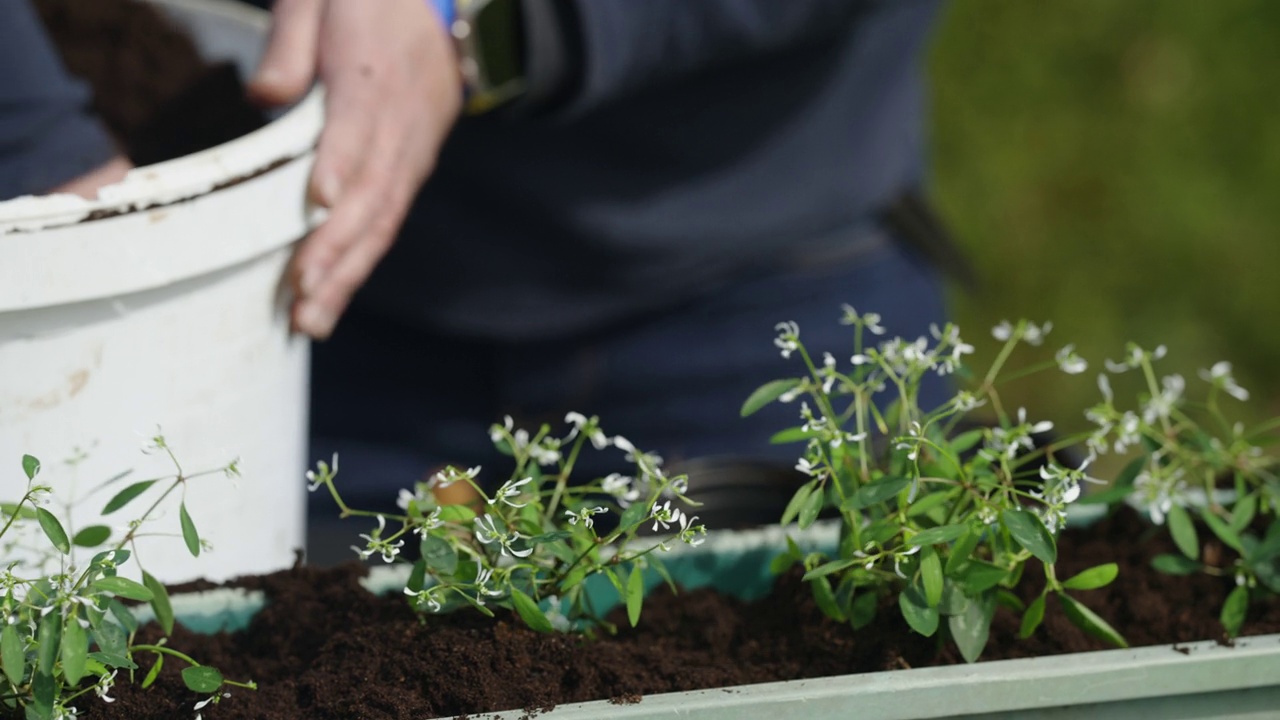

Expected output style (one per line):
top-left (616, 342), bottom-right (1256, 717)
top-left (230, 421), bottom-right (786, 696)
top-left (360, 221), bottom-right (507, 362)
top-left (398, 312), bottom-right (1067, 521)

top-left (1230, 494), bottom-right (1259, 534)
top-left (920, 546), bottom-right (943, 608)
top-left (798, 487), bottom-right (824, 530)
top-left (781, 482), bottom-right (815, 526)
top-left (842, 476), bottom-right (911, 511)
top-left (60, 615), bottom-right (88, 685)
top-left (90, 576), bottom-right (154, 602)
top-left (616, 502), bottom-right (648, 533)
top-left (1167, 504), bottom-right (1199, 561)
top-left (87, 652), bottom-right (136, 670)
top-left (420, 535), bottom-right (458, 575)
top-left (626, 566), bottom-right (645, 627)
top-left (810, 576), bottom-right (846, 623)
top-left (899, 586), bottom-right (939, 636)
top-left (1, 623), bottom-right (24, 686)
top-left (1019, 595), bottom-right (1046, 639)
top-left (1062, 563), bottom-right (1119, 591)
top-left (948, 429), bottom-right (984, 455)
top-left (770, 426), bottom-right (819, 445)
top-left (102, 480), bottom-right (157, 515)
top-left (1151, 553), bottom-right (1201, 575)
top-left (909, 523), bottom-right (970, 547)
top-left (406, 560), bottom-right (427, 594)
top-left (801, 558), bottom-right (858, 582)
top-left (31, 671), bottom-right (54, 720)
top-left (996, 589), bottom-right (1025, 613)
top-left (905, 489), bottom-right (954, 518)
top-left (1220, 585), bottom-right (1249, 638)
top-left (938, 580), bottom-right (971, 616)
top-left (1, 502), bottom-right (37, 520)
top-left (107, 598), bottom-right (140, 635)
top-left (181, 665), bottom-right (224, 694)
top-left (36, 612), bottom-right (59, 675)
top-left (1202, 512), bottom-right (1245, 554)
top-left (35, 508), bottom-right (70, 555)
top-left (142, 654), bottom-right (164, 690)
top-left (957, 560), bottom-right (1008, 594)
top-left (91, 622), bottom-right (127, 659)
top-left (949, 590), bottom-right (995, 663)
top-left (1002, 510), bottom-right (1057, 564)
top-left (946, 528), bottom-right (981, 576)
top-left (1058, 593), bottom-right (1128, 648)
top-left (437, 504), bottom-right (477, 524)
top-left (769, 551), bottom-right (798, 576)
top-left (22, 455), bottom-right (40, 481)
top-left (179, 503), bottom-right (200, 557)
top-left (72, 525), bottom-right (112, 548)
top-left (741, 379), bottom-right (802, 417)
top-left (849, 590), bottom-right (878, 630)
top-left (527, 531), bottom-right (573, 545)
top-left (509, 588), bottom-right (553, 633)
top-left (142, 572), bottom-right (175, 636)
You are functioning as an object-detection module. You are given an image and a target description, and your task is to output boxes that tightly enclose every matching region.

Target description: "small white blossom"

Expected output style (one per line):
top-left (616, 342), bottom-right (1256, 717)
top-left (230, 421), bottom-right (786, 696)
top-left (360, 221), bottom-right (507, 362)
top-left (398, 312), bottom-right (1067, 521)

top-left (650, 500), bottom-right (685, 533)
top-left (430, 465), bottom-right (482, 489)
top-left (1056, 345), bottom-right (1088, 375)
top-left (1199, 361), bottom-right (1250, 402)
top-left (472, 513), bottom-right (532, 558)
top-left (492, 476), bottom-right (534, 508)
top-left (774, 321), bottom-right (801, 359)
top-left (564, 506), bottom-right (608, 529)
top-left (565, 411), bottom-right (613, 449)
top-left (404, 585), bottom-right (444, 612)
top-left (992, 320), bottom-right (1013, 341)
top-left (952, 390), bottom-right (986, 412)
top-left (305, 453), bottom-right (339, 492)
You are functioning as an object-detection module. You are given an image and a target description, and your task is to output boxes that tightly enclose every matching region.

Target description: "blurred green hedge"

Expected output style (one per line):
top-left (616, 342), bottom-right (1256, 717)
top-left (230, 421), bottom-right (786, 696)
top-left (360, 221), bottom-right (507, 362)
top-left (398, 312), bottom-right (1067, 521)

top-left (928, 0), bottom-right (1280, 434)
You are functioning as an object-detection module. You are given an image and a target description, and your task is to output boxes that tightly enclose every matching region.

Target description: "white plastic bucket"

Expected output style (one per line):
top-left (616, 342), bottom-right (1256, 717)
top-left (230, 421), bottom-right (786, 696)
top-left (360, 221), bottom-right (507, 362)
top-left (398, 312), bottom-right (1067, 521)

top-left (0, 0), bottom-right (323, 582)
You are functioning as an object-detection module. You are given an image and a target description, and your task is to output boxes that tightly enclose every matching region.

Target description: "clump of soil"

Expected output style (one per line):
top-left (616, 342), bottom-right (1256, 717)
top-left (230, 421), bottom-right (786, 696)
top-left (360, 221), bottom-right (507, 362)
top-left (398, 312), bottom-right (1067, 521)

top-left (34, 0), bottom-right (267, 165)
top-left (69, 507), bottom-right (1280, 720)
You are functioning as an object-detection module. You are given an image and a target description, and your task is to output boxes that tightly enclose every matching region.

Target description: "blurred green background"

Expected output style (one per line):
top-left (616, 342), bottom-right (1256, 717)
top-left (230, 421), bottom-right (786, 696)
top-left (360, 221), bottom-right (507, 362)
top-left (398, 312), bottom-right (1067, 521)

top-left (927, 0), bottom-right (1280, 441)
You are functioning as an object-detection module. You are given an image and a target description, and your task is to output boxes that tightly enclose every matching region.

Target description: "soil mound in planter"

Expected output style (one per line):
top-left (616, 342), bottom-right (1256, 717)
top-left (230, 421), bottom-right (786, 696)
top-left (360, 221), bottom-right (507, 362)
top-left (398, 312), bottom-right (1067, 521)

top-left (74, 508), bottom-right (1280, 720)
top-left (34, 0), bottom-right (268, 166)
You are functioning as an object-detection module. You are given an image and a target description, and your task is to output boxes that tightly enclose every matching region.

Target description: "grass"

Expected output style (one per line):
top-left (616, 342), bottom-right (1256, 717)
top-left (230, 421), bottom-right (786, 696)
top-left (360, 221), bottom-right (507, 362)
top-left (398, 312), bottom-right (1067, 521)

top-left (928, 0), bottom-right (1280, 439)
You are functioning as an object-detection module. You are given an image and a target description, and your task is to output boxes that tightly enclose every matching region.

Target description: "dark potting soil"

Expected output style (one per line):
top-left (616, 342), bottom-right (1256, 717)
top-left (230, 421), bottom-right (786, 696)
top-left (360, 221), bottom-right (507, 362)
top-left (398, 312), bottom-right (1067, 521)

top-left (72, 507), bottom-right (1280, 720)
top-left (34, 0), bottom-right (268, 166)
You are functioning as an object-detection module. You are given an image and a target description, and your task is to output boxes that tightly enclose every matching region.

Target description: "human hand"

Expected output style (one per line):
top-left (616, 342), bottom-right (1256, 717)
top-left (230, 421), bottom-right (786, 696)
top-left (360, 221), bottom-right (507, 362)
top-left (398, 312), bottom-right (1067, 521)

top-left (249, 0), bottom-right (462, 339)
top-left (49, 155), bottom-right (132, 198)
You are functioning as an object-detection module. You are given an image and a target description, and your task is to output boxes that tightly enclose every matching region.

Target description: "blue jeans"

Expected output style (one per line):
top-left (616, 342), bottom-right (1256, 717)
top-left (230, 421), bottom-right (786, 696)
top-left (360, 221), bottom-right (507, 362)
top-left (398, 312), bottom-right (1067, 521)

top-left (309, 227), bottom-right (949, 513)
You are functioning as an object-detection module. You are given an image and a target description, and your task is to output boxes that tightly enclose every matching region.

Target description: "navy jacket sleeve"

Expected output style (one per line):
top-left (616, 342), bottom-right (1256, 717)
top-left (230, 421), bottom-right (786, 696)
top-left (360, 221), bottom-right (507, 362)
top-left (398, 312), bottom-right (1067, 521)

top-left (0, 0), bottom-right (118, 200)
top-left (557, 0), bottom-right (886, 113)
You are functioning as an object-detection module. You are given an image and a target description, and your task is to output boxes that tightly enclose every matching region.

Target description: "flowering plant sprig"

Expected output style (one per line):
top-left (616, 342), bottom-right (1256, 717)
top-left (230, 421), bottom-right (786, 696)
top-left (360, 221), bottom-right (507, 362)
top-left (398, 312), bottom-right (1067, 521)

top-left (1080, 345), bottom-right (1280, 637)
top-left (1, 436), bottom-right (254, 720)
top-left (750, 310), bottom-right (1125, 662)
top-left (308, 413), bottom-right (707, 634)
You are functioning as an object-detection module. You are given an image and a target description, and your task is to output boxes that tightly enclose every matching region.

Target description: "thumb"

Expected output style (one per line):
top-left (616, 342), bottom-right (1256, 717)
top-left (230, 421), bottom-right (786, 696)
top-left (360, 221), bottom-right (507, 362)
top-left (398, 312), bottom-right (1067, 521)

top-left (249, 0), bottom-right (324, 106)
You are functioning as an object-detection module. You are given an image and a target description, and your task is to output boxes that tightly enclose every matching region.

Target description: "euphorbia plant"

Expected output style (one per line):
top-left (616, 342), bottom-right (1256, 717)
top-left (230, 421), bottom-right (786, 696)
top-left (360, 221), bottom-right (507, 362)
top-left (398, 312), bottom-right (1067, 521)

top-left (309, 413), bottom-right (707, 634)
top-left (1077, 344), bottom-right (1280, 637)
top-left (1, 434), bottom-right (252, 720)
top-left (748, 309), bottom-right (1126, 662)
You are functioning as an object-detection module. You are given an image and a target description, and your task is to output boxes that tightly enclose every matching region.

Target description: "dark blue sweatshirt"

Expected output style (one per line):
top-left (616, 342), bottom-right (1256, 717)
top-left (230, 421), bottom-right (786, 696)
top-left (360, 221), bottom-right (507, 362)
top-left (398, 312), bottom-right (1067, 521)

top-left (0, 0), bottom-right (117, 199)
top-left (363, 0), bottom-right (943, 339)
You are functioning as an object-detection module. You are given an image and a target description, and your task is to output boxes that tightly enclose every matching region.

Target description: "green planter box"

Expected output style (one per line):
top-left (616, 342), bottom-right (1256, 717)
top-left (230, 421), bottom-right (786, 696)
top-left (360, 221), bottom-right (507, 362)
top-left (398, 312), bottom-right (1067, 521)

top-left (151, 518), bottom-right (1280, 719)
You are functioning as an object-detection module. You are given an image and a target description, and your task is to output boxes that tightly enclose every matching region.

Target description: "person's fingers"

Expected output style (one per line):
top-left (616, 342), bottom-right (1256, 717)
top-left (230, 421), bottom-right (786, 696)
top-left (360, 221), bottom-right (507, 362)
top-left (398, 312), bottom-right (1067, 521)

top-left (49, 155), bottom-right (133, 198)
top-left (293, 136), bottom-right (419, 338)
top-left (248, 0), bottom-right (324, 105)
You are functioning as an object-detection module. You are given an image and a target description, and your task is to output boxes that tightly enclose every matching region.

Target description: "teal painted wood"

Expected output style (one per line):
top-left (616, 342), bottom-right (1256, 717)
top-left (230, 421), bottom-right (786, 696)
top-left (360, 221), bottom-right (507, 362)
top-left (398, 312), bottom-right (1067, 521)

top-left (159, 515), bottom-right (1280, 719)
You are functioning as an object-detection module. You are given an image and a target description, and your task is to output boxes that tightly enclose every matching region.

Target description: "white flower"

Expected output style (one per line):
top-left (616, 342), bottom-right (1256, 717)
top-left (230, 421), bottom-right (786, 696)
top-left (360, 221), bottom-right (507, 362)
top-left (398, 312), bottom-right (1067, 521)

top-left (404, 585), bottom-right (443, 612)
top-left (1199, 361), bottom-right (1250, 401)
top-left (472, 514), bottom-right (532, 558)
top-left (490, 415), bottom-right (515, 444)
top-left (774, 321), bottom-right (801, 359)
top-left (352, 516), bottom-right (404, 563)
top-left (1056, 345), bottom-right (1088, 375)
top-left (305, 453), bottom-right (339, 492)
top-left (412, 507), bottom-right (443, 537)
top-left (565, 411), bottom-right (613, 449)
top-left (839, 305), bottom-right (885, 334)
top-left (565, 506), bottom-right (608, 529)
top-left (992, 320), bottom-right (1013, 341)
top-left (651, 500), bottom-right (685, 533)
top-left (94, 670), bottom-right (118, 703)
top-left (951, 390), bottom-right (986, 412)
top-left (492, 477), bottom-right (534, 508)
top-left (1143, 374), bottom-right (1185, 423)
top-left (1097, 373), bottom-right (1114, 404)
top-left (678, 513), bottom-right (707, 547)
top-left (430, 465), bottom-right (482, 489)
top-left (613, 435), bottom-right (636, 455)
